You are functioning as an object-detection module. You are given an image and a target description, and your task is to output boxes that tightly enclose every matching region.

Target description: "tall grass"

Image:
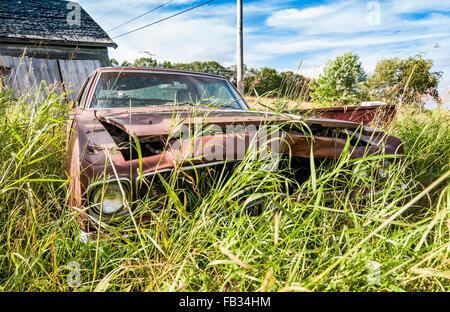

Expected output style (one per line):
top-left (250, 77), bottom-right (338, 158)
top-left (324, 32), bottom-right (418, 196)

top-left (0, 86), bottom-right (448, 292)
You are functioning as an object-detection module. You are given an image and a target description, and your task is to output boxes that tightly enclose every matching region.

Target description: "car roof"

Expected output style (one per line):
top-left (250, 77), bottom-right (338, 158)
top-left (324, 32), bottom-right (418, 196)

top-left (95, 67), bottom-right (227, 79)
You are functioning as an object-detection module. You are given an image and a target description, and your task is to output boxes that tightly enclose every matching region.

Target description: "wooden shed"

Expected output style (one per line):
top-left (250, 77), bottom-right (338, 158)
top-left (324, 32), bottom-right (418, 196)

top-left (0, 0), bottom-right (117, 102)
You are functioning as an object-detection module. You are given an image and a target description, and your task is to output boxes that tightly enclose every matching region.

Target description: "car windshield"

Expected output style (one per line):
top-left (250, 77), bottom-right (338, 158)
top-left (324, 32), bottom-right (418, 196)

top-left (90, 71), bottom-right (246, 110)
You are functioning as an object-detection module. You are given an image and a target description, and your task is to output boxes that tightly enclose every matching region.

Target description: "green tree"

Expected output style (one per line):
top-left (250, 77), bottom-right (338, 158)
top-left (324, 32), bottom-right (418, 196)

top-left (160, 61), bottom-right (173, 68)
top-left (109, 58), bottom-right (119, 66)
top-left (364, 57), bottom-right (401, 101)
top-left (244, 67), bottom-right (281, 96)
top-left (132, 57), bottom-right (158, 68)
top-left (258, 67), bottom-right (282, 95)
top-left (120, 60), bottom-right (132, 67)
top-left (243, 67), bottom-right (310, 100)
top-left (366, 55), bottom-right (441, 105)
top-left (310, 52), bottom-right (367, 105)
top-left (172, 61), bottom-right (233, 79)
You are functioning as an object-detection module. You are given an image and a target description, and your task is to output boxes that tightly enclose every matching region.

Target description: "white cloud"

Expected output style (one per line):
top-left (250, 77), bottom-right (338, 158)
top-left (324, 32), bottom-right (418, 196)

top-left (266, 1), bottom-right (352, 28)
top-left (108, 15), bottom-right (236, 64)
top-left (390, 0), bottom-right (450, 14)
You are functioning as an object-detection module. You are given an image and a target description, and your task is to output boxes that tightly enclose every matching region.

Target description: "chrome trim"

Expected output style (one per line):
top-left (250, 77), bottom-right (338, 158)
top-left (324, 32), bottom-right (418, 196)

top-left (77, 72), bottom-right (97, 106)
top-left (85, 177), bottom-right (132, 200)
top-left (85, 178), bottom-right (133, 220)
top-left (84, 70), bottom-right (101, 109)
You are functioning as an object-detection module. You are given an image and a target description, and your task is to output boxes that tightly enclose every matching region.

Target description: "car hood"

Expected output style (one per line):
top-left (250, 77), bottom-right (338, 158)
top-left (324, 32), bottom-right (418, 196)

top-left (94, 107), bottom-right (364, 137)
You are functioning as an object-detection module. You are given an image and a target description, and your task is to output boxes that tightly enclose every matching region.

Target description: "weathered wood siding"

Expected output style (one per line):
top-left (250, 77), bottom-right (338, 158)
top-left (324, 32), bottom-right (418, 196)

top-left (0, 55), bottom-right (102, 102)
top-left (58, 59), bottom-right (101, 102)
top-left (0, 55), bottom-right (62, 99)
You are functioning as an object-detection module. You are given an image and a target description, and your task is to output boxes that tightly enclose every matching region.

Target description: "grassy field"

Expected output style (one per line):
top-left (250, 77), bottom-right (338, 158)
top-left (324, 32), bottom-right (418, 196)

top-left (0, 86), bottom-right (449, 292)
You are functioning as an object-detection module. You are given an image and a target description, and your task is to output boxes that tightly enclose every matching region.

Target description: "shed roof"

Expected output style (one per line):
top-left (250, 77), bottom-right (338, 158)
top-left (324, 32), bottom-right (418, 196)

top-left (0, 0), bottom-right (117, 48)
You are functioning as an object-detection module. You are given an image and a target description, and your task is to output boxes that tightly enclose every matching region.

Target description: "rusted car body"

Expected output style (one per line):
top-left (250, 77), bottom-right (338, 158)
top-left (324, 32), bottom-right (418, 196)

top-left (65, 67), bottom-right (403, 231)
top-left (297, 104), bottom-right (397, 125)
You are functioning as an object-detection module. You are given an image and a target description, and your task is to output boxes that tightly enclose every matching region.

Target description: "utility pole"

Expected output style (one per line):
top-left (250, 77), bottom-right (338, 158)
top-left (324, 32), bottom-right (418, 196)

top-left (236, 0), bottom-right (244, 95)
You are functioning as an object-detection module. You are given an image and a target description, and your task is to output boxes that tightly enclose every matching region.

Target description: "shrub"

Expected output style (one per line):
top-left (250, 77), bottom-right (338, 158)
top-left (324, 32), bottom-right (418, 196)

top-left (310, 52), bottom-right (367, 106)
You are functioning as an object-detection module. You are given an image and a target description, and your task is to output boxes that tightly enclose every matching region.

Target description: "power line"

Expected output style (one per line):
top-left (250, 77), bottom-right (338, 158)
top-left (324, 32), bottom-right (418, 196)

top-left (112, 0), bottom-right (214, 39)
top-left (106, 1), bottom-right (139, 22)
top-left (108, 0), bottom-right (174, 32)
top-left (79, 0), bottom-right (141, 24)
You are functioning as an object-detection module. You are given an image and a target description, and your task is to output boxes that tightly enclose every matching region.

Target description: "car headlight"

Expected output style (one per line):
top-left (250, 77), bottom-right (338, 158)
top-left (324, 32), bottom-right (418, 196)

top-left (88, 181), bottom-right (129, 219)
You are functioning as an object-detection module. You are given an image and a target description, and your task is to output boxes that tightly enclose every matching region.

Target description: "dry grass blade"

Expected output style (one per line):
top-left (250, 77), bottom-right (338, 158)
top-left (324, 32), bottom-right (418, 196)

top-left (261, 267), bottom-right (272, 291)
top-left (274, 210), bottom-right (280, 245)
top-left (279, 285), bottom-right (311, 292)
top-left (410, 268), bottom-right (450, 280)
top-left (218, 244), bottom-right (251, 270)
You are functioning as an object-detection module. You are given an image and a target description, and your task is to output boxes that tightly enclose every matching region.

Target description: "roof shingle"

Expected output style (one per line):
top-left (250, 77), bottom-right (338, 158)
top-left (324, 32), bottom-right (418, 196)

top-left (0, 0), bottom-right (117, 47)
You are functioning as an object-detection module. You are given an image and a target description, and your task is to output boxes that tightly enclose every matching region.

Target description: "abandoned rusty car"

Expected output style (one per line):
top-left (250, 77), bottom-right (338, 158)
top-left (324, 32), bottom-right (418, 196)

top-left (65, 67), bottom-right (403, 232)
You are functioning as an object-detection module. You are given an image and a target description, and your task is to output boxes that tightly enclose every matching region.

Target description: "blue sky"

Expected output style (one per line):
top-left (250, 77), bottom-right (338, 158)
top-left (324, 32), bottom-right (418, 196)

top-left (79, 0), bottom-right (450, 105)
